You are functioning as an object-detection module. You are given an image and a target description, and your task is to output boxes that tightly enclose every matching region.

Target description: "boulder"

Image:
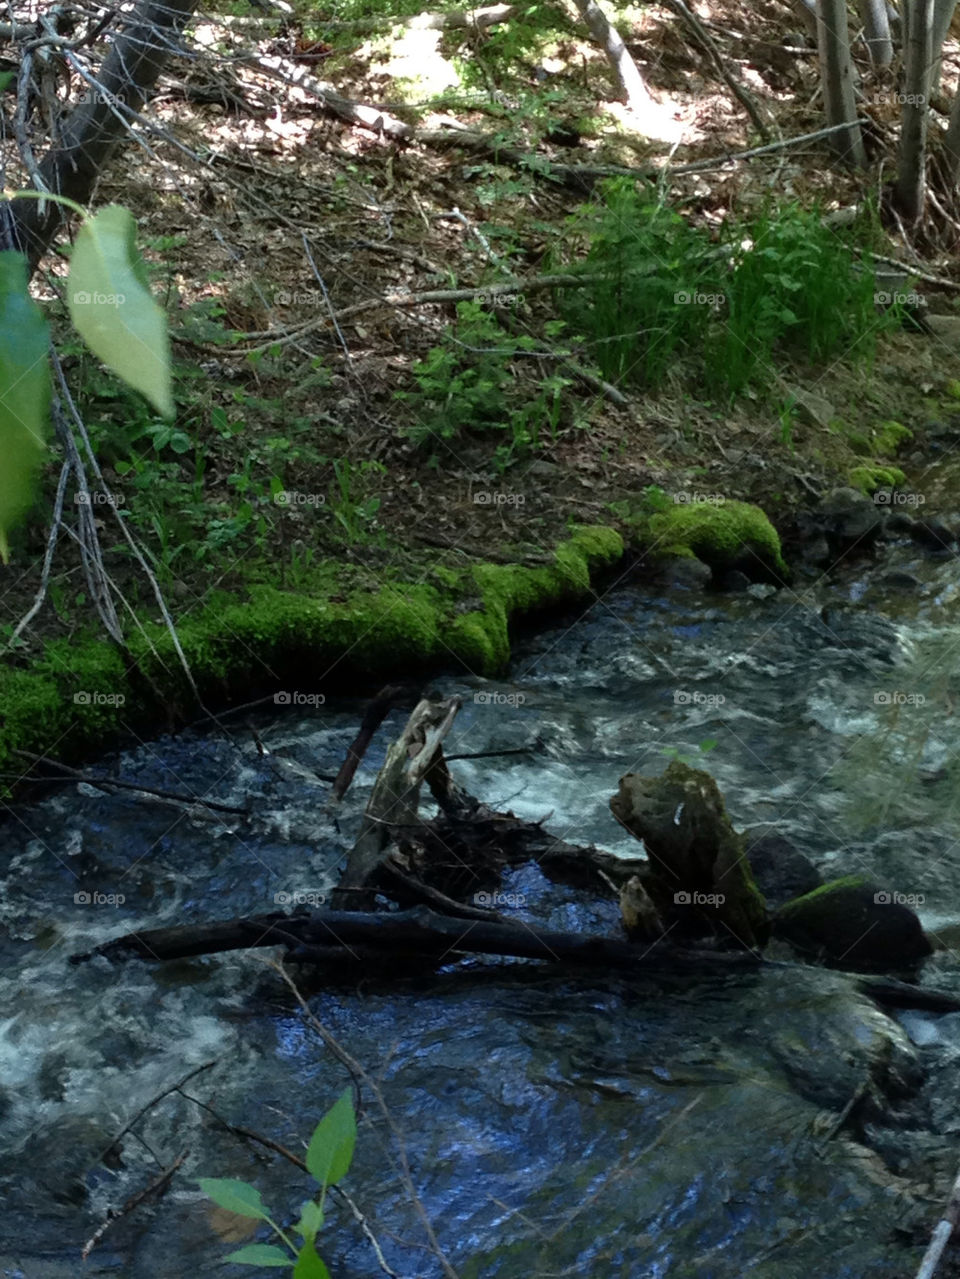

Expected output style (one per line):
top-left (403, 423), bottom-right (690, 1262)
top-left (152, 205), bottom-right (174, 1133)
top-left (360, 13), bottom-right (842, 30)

top-left (742, 826), bottom-right (822, 909)
top-left (773, 875), bottom-right (932, 970)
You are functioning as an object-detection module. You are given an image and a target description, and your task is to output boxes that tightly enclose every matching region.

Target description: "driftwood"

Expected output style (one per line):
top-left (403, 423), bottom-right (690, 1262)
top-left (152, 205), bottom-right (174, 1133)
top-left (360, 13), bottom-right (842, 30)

top-left (331, 695), bottom-right (462, 907)
top-left (915, 1165), bottom-right (960, 1279)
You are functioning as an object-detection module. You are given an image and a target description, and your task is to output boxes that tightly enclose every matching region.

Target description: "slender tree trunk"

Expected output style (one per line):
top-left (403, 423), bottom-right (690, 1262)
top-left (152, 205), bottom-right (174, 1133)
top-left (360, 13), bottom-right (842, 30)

top-left (943, 79), bottom-right (960, 184)
top-left (2, 0), bottom-right (199, 270)
top-left (817, 0), bottom-right (868, 164)
top-left (791, 0), bottom-right (819, 42)
top-left (570, 0), bottom-right (652, 106)
top-left (859, 0), bottom-right (895, 66)
top-left (931, 0), bottom-right (958, 92)
top-left (895, 0), bottom-right (933, 219)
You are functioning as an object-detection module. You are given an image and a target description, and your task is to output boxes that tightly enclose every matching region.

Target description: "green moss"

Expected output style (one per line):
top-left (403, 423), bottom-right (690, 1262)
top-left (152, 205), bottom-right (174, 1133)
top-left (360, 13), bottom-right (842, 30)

top-left (848, 464), bottom-right (906, 494)
top-left (778, 874), bottom-right (870, 913)
top-left (872, 420), bottom-right (912, 456)
top-left (0, 525), bottom-right (623, 780)
top-left (946, 379), bottom-right (960, 401)
top-left (645, 499), bottom-right (787, 575)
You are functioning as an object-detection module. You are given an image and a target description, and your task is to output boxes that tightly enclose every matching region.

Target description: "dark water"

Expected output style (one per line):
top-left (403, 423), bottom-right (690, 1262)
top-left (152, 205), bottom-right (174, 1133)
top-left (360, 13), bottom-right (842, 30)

top-left (3, 539), bottom-right (960, 1277)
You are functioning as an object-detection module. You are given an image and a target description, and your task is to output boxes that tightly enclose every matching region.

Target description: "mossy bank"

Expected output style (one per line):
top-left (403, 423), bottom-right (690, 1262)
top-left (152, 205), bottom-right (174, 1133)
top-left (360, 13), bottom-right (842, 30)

top-left (0, 525), bottom-right (625, 779)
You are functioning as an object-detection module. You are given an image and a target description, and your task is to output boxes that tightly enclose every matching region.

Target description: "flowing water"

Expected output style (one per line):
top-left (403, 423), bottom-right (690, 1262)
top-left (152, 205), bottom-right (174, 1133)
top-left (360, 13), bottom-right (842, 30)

top-left (4, 531), bottom-right (960, 1278)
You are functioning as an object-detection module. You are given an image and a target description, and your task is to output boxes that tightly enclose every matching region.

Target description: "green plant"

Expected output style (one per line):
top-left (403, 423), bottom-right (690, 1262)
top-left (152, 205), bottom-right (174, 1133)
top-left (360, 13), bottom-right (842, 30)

top-left (199, 1089), bottom-right (356, 1276)
top-left (398, 301), bottom-right (573, 469)
top-left (662, 738), bottom-right (718, 768)
top-left (330, 458), bottom-right (384, 543)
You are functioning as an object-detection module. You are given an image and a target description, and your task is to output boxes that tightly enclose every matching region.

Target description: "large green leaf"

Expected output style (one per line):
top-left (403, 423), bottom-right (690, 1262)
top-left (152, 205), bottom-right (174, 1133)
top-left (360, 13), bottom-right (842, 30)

top-left (196, 1177), bottom-right (271, 1220)
top-left (0, 251), bottom-right (50, 563)
top-left (67, 205), bottom-right (173, 418)
top-left (305, 1090), bottom-right (356, 1190)
top-left (293, 1239), bottom-right (331, 1278)
top-left (223, 1243), bottom-right (291, 1267)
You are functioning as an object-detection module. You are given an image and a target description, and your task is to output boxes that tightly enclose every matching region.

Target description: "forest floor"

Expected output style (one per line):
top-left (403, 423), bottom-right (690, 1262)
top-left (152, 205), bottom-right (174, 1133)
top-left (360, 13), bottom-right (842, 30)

top-left (4, 0), bottom-right (960, 754)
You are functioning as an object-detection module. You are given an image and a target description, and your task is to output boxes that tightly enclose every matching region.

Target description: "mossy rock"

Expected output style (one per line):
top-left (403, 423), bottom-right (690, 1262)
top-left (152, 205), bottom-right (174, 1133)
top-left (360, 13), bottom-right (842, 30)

top-left (848, 464), bottom-right (906, 495)
top-left (645, 499), bottom-right (787, 582)
top-left (774, 875), bottom-right (931, 970)
top-left (610, 761), bottom-right (769, 949)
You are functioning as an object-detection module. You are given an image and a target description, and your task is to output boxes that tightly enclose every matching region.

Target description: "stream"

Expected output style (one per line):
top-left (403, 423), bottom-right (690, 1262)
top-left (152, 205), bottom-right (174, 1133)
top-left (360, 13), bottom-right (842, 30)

top-left (4, 526), bottom-right (960, 1278)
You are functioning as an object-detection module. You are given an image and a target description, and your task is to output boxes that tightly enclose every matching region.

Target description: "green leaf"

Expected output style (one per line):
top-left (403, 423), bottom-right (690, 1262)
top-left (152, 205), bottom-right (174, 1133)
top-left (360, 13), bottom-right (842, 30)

top-left (196, 1178), bottom-right (271, 1220)
top-left (699, 738), bottom-right (718, 753)
top-left (68, 205), bottom-right (174, 418)
top-left (296, 1200), bottom-right (325, 1244)
top-left (293, 1239), bottom-right (331, 1279)
top-left (222, 1244), bottom-right (292, 1267)
top-left (305, 1090), bottom-right (356, 1189)
top-left (0, 251), bottom-right (51, 563)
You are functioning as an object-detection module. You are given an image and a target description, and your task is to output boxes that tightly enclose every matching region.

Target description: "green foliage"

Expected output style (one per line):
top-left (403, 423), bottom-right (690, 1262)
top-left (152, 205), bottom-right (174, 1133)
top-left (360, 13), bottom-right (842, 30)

top-left (398, 300), bottom-right (571, 469)
top-left (662, 738), bottom-right (718, 768)
top-left (716, 203), bottom-right (883, 395)
top-left (0, 252), bottom-right (51, 562)
top-left (560, 182), bottom-right (890, 399)
top-left (329, 458), bottom-right (384, 544)
top-left (199, 1089), bottom-right (355, 1276)
top-left (67, 205), bottom-right (174, 417)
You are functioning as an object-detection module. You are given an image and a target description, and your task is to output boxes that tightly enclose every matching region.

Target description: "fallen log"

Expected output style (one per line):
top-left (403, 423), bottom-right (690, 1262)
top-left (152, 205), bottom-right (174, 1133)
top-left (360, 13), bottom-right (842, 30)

top-left (69, 907), bottom-right (960, 1016)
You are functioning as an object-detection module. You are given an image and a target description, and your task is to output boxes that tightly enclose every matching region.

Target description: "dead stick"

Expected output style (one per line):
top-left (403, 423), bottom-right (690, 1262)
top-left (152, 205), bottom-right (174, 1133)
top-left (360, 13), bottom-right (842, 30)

top-left (82, 1150), bottom-right (188, 1260)
top-left (99, 1059), bottom-right (218, 1163)
top-left (915, 1166), bottom-right (960, 1279)
top-left (13, 751), bottom-right (249, 816)
top-left (330, 684), bottom-right (407, 803)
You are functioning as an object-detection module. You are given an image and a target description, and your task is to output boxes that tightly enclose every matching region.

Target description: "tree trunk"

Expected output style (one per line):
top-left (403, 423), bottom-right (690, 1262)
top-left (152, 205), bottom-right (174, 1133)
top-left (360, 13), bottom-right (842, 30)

top-left (2, 0), bottom-right (199, 270)
top-left (895, 0), bottom-right (933, 219)
top-left (817, 0), bottom-right (868, 164)
top-left (943, 79), bottom-right (960, 185)
top-left (569, 0), bottom-right (652, 106)
top-left (931, 0), bottom-right (958, 92)
top-left (859, 0), bottom-right (895, 66)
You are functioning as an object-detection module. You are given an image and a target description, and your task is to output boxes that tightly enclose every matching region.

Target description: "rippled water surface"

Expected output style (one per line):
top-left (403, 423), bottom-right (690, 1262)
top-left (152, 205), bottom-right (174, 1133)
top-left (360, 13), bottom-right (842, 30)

top-left (4, 541), bottom-right (960, 1278)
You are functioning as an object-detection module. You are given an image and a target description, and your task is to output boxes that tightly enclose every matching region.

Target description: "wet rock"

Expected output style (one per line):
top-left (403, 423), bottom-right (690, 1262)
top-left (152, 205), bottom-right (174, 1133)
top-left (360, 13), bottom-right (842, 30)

top-left (656, 554), bottom-right (712, 591)
top-left (713, 568), bottom-right (751, 592)
top-left (610, 762), bottom-right (769, 948)
top-left (884, 511), bottom-right (916, 536)
top-left (773, 875), bottom-right (932, 970)
top-left (877, 570), bottom-right (921, 592)
top-left (908, 518), bottom-right (956, 554)
top-left (743, 826), bottom-right (822, 909)
top-left (811, 487), bottom-right (886, 552)
top-left (799, 534), bottom-right (832, 566)
top-left (818, 606), bottom-right (902, 662)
